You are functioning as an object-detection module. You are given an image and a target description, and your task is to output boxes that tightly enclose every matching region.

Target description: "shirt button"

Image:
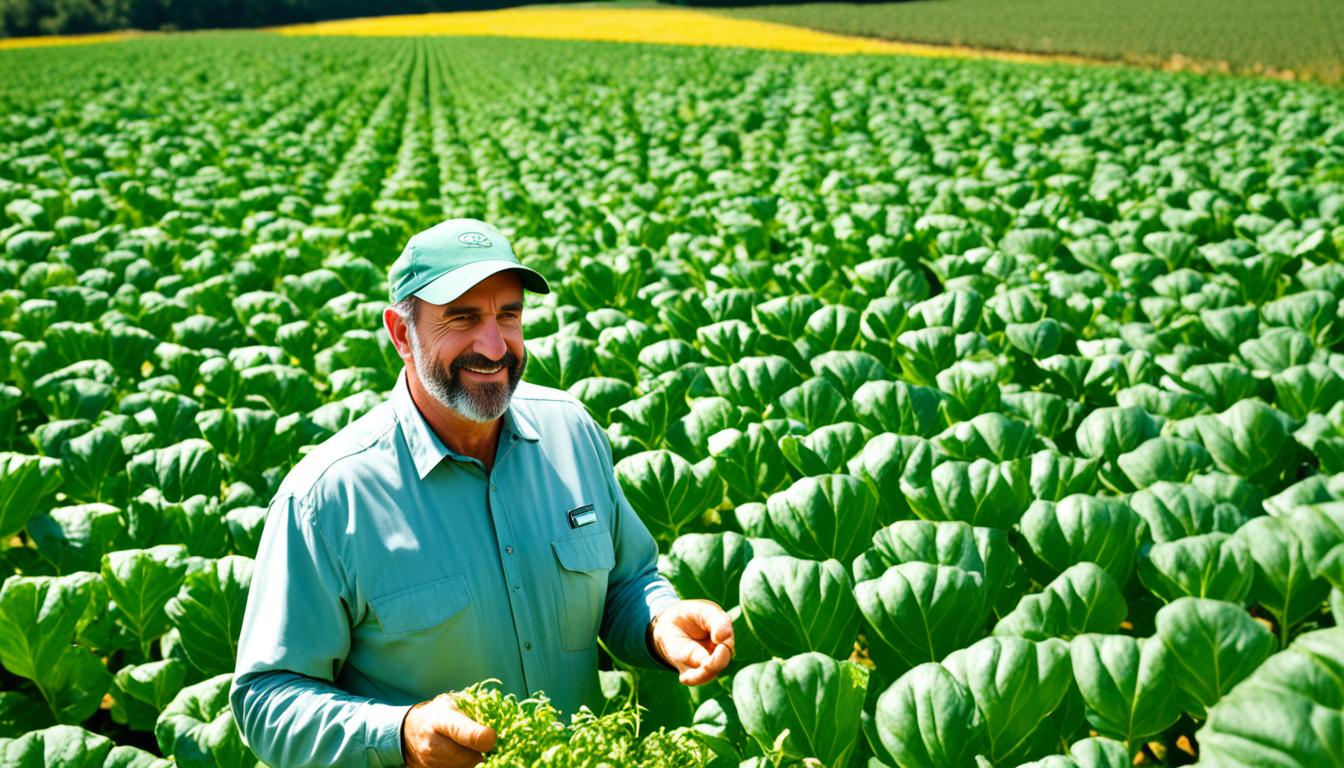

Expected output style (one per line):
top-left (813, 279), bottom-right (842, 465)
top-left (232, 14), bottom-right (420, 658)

top-left (524, 642), bottom-right (533, 650)
top-left (489, 483), bottom-right (497, 492)
top-left (505, 545), bottom-right (514, 555)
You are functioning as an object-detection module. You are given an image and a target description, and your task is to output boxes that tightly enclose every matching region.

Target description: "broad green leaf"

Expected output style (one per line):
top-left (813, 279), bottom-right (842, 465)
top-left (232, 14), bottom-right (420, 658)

top-left (1196, 626), bottom-right (1344, 768)
top-left (0, 573), bottom-right (111, 723)
top-left (703, 356), bottom-right (803, 415)
top-left (1271, 363), bottom-right (1344, 421)
top-left (112, 659), bottom-right (187, 732)
top-left (732, 653), bottom-right (868, 766)
top-left (1130, 481), bottom-right (1244, 543)
top-left (777, 377), bottom-right (853, 431)
top-left (664, 396), bottom-right (741, 461)
top-left (762, 474), bottom-right (876, 562)
top-left (1005, 318), bottom-right (1062, 358)
top-left (846, 433), bottom-right (928, 523)
top-left (1018, 495), bottom-right (1141, 585)
top-left (868, 519), bottom-right (1024, 617)
top-left (1075, 407), bottom-right (1159, 463)
top-left (614, 450), bottom-right (723, 541)
top-left (850, 379), bottom-right (945, 438)
top-left (524, 335), bottom-right (597, 389)
top-left (942, 636), bottom-right (1073, 764)
top-left (933, 412), bottom-right (1039, 463)
top-left (778, 421), bottom-right (868, 477)
top-left (993, 562), bottom-right (1127, 641)
top-left (901, 456), bottom-right (1032, 529)
top-left (1116, 436), bottom-right (1211, 489)
top-left (1192, 399), bottom-right (1296, 480)
top-left (868, 662), bottom-right (985, 768)
top-left (857, 563), bottom-right (987, 675)
top-left (1028, 451), bottom-right (1101, 501)
top-left (126, 440), bottom-right (221, 504)
top-left (1068, 634), bottom-right (1182, 745)
top-left (1138, 533), bottom-right (1254, 604)
top-left (28, 504), bottom-right (124, 575)
top-left (662, 532), bottom-right (751, 609)
top-left (707, 422), bottom-right (792, 504)
top-left (155, 674), bottom-right (260, 768)
top-left (1236, 515), bottom-right (1332, 642)
top-left (165, 556), bottom-right (253, 677)
top-left (0, 453), bottom-right (64, 543)
top-left (1155, 597), bottom-right (1276, 716)
top-left (1002, 391), bottom-right (1083, 440)
top-left (738, 555), bottom-right (858, 659)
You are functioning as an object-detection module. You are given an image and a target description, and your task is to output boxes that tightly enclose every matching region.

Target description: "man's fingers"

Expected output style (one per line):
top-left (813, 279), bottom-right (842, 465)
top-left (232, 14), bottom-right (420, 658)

top-left (706, 642), bottom-right (731, 672)
top-left (433, 706), bottom-right (498, 753)
top-left (424, 732), bottom-right (486, 767)
top-left (709, 611), bottom-right (734, 646)
top-left (678, 639), bottom-right (711, 669)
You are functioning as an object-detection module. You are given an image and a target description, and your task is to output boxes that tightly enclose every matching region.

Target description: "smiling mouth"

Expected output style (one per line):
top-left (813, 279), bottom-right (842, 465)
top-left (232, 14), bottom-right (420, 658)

top-left (462, 364), bottom-right (505, 375)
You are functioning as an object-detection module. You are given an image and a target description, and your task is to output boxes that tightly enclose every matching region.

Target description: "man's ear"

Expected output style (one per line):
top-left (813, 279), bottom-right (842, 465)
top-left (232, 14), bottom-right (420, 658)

top-left (384, 305), bottom-right (415, 365)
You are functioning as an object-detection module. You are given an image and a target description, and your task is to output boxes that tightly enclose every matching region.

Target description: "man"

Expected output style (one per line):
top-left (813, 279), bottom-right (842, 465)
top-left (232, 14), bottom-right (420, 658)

top-left (231, 218), bottom-right (734, 768)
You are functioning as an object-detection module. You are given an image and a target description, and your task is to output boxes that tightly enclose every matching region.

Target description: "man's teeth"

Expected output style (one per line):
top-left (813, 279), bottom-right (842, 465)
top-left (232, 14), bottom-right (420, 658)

top-left (465, 365), bottom-right (504, 374)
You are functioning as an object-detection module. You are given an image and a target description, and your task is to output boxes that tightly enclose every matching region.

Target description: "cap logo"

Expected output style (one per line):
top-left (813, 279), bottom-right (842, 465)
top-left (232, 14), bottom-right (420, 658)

top-left (458, 232), bottom-right (492, 248)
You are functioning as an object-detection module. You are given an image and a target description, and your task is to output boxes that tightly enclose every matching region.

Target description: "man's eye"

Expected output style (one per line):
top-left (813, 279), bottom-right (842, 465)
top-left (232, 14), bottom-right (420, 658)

top-left (446, 316), bottom-right (475, 329)
top-left (499, 313), bottom-right (521, 326)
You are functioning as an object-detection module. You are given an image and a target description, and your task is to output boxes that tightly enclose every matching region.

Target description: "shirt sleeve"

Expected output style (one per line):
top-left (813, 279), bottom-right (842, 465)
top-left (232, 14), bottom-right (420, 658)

top-left (230, 493), bottom-right (411, 768)
top-left (589, 420), bottom-right (682, 669)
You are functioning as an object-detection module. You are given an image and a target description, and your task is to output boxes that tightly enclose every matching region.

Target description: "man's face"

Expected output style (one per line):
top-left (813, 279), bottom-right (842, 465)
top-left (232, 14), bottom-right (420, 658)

top-left (404, 272), bottom-right (527, 423)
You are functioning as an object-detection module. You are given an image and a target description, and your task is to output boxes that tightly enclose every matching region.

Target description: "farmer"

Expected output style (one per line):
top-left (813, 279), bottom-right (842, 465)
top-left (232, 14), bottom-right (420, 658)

top-left (231, 218), bottom-right (734, 768)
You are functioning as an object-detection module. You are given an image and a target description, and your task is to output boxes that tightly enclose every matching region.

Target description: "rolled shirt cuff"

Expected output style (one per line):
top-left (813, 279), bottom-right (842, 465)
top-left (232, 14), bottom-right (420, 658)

top-left (364, 700), bottom-right (415, 767)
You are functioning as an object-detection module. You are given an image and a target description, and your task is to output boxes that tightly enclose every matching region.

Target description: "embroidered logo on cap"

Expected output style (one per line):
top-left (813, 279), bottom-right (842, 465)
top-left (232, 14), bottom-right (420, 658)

top-left (458, 232), bottom-right (492, 248)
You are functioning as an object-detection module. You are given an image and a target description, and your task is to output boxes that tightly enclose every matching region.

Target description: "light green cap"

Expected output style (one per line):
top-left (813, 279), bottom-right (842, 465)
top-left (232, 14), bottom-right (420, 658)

top-left (388, 218), bottom-right (550, 304)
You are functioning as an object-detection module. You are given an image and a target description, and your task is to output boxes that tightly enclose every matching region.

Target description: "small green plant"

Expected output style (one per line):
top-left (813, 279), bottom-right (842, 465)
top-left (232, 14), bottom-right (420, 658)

top-left (454, 680), bottom-right (712, 767)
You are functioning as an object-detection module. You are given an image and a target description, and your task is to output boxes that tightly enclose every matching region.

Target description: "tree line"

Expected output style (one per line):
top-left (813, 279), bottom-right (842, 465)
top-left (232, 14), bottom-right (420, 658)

top-left (0, 0), bottom-right (543, 38)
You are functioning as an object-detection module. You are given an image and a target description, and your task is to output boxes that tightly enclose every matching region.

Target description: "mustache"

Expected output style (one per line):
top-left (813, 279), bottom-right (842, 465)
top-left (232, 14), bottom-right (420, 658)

top-left (451, 349), bottom-right (522, 373)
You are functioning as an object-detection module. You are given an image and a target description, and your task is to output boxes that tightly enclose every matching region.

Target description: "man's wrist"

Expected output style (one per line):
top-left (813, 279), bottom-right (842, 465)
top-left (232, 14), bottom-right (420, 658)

top-left (645, 610), bottom-right (676, 671)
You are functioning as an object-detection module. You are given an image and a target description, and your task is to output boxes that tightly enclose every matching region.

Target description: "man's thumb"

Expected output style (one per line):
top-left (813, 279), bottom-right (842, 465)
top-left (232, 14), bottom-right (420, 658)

top-left (436, 705), bottom-right (498, 753)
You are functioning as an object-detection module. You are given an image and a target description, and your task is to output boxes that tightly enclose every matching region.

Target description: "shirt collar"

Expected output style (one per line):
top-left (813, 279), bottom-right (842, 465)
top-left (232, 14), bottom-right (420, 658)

top-left (391, 370), bottom-right (540, 480)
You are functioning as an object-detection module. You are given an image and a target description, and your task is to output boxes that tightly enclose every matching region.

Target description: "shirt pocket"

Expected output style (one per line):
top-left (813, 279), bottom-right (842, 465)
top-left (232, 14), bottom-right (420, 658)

top-left (551, 529), bottom-right (615, 652)
top-left (371, 574), bottom-right (472, 637)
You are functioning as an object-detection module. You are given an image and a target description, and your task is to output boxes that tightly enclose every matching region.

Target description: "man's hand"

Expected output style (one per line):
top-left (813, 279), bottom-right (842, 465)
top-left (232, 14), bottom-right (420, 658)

top-left (649, 599), bottom-right (735, 686)
top-left (401, 692), bottom-right (497, 768)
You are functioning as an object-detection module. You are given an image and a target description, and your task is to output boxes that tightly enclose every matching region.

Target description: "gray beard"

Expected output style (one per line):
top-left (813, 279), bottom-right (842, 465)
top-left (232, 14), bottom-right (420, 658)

top-left (406, 322), bottom-right (526, 424)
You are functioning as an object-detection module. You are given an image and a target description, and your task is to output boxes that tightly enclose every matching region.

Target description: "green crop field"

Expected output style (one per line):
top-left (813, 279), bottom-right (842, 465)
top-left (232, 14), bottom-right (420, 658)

top-left (2, 30), bottom-right (1344, 767)
top-left (711, 0), bottom-right (1344, 81)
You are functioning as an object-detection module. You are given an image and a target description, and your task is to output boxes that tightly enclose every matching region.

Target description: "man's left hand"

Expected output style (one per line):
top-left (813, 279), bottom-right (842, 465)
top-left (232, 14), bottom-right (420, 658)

top-left (649, 599), bottom-right (735, 686)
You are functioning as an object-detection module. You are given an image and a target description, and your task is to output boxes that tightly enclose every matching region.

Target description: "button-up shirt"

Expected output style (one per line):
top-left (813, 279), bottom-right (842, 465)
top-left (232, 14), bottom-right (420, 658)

top-left (230, 372), bottom-right (680, 767)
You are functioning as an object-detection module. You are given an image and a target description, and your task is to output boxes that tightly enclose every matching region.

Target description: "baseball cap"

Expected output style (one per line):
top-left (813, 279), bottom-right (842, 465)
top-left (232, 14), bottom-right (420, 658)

top-left (388, 218), bottom-right (550, 305)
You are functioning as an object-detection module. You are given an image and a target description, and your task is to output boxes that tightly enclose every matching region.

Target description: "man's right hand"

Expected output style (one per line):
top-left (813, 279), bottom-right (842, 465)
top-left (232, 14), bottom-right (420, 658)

top-left (401, 692), bottom-right (498, 767)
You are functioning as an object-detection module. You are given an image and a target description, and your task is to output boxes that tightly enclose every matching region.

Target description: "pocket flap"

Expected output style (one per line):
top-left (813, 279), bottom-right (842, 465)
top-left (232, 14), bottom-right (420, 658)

top-left (552, 531), bottom-right (616, 573)
top-left (371, 575), bottom-right (470, 636)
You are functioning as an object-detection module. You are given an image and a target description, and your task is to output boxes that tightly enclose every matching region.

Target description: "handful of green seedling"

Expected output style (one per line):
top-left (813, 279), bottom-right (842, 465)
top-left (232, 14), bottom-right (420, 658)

top-left (453, 680), bottom-right (711, 767)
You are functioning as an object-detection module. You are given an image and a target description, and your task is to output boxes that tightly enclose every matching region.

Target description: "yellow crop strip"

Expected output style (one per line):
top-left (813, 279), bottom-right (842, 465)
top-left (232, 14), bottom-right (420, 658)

top-left (270, 8), bottom-right (1092, 64)
top-left (0, 7), bottom-right (1093, 66)
top-left (0, 30), bottom-right (149, 50)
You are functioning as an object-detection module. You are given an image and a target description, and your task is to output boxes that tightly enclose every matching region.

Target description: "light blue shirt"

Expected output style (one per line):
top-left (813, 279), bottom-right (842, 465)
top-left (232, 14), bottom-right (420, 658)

top-left (230, 372), bottom-right (680, 767)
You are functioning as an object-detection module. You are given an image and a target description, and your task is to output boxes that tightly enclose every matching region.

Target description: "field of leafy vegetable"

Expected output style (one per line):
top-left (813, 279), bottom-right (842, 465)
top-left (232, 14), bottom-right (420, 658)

top-left (2, 31), bottom-right (1344, 768)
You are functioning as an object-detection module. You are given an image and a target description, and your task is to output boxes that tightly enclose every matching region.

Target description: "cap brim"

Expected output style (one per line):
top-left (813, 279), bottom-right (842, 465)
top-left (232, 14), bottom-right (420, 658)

top-left (412, 260), bottom-right (550, 305)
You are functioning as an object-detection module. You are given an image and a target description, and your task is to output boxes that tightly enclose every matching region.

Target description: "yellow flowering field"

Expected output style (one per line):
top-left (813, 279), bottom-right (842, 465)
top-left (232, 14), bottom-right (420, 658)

top-left (270, 7), bottom-right (1085, 63)
top-left (0, 30), bottom-right (148, 50)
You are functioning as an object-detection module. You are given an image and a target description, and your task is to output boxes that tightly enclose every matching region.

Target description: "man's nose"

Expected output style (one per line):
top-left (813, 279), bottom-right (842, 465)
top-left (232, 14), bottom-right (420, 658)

top-left (473, 318), bottom-right (508, 360)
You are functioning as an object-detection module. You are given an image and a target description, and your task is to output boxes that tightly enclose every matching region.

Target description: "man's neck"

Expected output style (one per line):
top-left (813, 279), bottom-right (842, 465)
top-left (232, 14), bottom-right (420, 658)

top-left (406, 376), bottom-right (503, 472)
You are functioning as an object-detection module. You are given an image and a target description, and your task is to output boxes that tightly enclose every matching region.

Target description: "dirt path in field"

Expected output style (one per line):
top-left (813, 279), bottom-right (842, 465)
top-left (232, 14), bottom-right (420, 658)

top-left (1, 7), bottom-right (1097, 68)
